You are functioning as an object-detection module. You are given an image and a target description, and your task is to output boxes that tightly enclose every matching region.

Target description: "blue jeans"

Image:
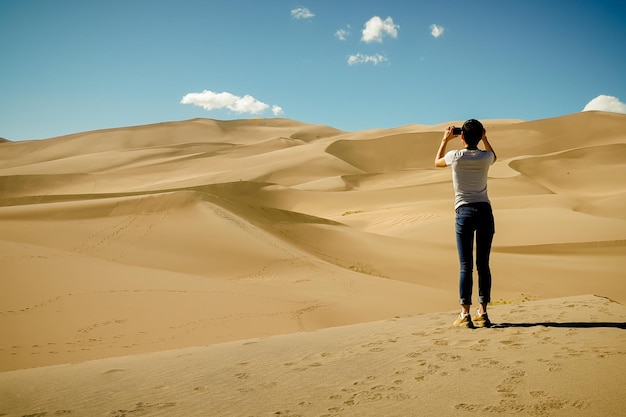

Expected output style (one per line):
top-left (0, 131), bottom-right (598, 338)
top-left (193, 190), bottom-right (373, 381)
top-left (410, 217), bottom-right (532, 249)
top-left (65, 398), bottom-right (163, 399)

top-left (455, 203), bottom-right (495, 306)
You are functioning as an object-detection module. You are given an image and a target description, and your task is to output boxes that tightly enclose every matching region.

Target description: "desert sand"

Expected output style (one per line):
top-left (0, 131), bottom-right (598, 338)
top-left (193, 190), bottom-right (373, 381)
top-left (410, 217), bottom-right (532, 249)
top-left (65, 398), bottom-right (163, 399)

top-left (0, 111), bottom-right (625, 416)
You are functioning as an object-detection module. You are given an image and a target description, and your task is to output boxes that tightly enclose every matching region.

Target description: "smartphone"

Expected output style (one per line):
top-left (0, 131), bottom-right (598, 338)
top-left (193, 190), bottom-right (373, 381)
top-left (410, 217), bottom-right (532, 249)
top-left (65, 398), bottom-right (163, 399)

top-left (452, 127), bottom-right (462, 136)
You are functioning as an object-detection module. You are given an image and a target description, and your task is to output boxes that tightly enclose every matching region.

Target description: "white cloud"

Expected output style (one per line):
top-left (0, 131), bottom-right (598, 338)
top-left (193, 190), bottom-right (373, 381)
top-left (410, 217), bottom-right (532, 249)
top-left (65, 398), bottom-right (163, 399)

top-left (291, 7), bottom-right (314, 20)
top-left (181, 90), bottom-right (271, 114)
top-left (335, 27), bottom-right (350, 41)
top-left (430, 24), bottom-right (444, 38)
top-left (272, 105), bottom-right (284, 116)
top-left (362, 16), bottom-right (398, 43)
top-left (347, 53), bottom-right (387, 66)
top-left (582, 95), bottom-right (626, 114)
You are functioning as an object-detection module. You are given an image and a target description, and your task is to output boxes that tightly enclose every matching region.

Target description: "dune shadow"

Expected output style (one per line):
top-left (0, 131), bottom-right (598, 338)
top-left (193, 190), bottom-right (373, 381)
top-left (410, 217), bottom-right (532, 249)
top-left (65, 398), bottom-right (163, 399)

top-left (492, 322), bottom-right (626, 329)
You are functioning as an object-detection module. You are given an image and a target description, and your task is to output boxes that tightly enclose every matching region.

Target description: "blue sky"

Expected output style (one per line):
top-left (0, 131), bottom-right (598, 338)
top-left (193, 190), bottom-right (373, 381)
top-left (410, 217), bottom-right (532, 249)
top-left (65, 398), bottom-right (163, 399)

top-left (1, 0), bottom-right (625, 141)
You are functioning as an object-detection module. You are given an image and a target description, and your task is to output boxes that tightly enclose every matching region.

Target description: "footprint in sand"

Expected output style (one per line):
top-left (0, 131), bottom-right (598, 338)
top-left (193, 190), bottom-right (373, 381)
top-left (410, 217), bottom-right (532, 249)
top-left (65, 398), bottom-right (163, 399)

top-left (414, 364), bottom-right (440, 381)
top-left (499, 339), bottom-right (523, 349)
top-left (436, 352), bottom-right (461, 362)
top-left (496, 370), bottom-right (526, 394)
top-left (394, 366), bottom-right (413, 376)
top-left (470, 338), bottom-right (489, 351)
top-left (455, 403), bottom-right (481, 411)
top-left (110, 402), bottom-right (177, 417)
top-left (571, 399), bottom-right (590, 410)
top-left (273, 409), bottom-right (303, 416)
top-left (361, 341), bottom-right (385, 352)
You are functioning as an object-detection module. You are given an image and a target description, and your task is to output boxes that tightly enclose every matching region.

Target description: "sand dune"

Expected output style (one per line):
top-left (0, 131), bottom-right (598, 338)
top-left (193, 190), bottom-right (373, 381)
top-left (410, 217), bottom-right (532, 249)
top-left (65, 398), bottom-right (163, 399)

top-left (1, 112), bottom-right (625, 415)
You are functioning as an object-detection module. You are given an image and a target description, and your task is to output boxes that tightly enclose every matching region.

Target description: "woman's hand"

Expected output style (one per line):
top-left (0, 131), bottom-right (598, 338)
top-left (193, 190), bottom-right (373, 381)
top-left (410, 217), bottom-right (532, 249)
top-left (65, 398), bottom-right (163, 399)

top-left (442, 126), bottom-right (456, 142)
top-left (481, 129), bottom-right (497, 162)
top-left (436, 126), bottom-right (456, 167)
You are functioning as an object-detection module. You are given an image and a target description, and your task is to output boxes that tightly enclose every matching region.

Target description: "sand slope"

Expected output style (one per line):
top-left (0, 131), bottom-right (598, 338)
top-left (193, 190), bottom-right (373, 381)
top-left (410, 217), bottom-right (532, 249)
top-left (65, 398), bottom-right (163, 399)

top-left (1, 295), bottom-right (624, 416)
top-left (1, 112), bottom-right (625, 385)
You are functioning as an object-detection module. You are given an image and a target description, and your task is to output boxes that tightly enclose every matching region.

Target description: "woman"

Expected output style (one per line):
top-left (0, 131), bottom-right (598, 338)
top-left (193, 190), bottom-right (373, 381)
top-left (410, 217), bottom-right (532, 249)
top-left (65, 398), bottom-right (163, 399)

top-left (434, 119), bottom-right (496, 328)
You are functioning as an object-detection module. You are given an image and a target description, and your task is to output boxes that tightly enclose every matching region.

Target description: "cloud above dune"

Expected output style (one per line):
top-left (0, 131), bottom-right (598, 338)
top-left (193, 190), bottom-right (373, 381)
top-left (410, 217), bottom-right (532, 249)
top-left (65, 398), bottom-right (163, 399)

top-left (430, 24), bottom-right (444, 38)
top-left (181, 90), bottom-right (283, 115)
top-left (291, 7), bottom-right (314, 20)
top-left (347, 53), bottom-right (388, 66)
top-left (272, 105), bottom-right (284, 116)
top-left (362, 16), bottom-right (398, 43)
top-left (582, 95), bottom-right (626, 114)
top-left (335, 26), bottom-right (350, 41)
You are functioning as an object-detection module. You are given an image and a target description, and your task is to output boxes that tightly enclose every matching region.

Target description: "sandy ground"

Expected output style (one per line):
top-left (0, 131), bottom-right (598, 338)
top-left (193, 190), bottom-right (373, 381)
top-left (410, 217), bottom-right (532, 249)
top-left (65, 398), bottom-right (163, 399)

top-left (1, 112), bottom-right (625, 415)
top-left (1, 295), bottom-right (624, 417)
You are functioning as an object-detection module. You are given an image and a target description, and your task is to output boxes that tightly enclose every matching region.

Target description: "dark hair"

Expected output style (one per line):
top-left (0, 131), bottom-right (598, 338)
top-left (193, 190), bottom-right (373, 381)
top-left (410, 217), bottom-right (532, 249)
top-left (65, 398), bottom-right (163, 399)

top-left (462, 119), bottom-right (484, 147)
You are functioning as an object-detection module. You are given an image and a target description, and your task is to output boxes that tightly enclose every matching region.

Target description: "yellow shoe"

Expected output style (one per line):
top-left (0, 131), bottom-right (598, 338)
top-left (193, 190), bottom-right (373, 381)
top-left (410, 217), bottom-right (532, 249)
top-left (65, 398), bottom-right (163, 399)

top-left (453, 313), bottom-right (474, 328)
top-left (472, 311), bottom-right (491, 328)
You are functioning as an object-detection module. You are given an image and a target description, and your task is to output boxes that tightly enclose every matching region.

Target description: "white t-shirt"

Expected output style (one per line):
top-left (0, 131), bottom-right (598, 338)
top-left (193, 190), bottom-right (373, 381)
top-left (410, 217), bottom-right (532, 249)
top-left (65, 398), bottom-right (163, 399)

top-left (444, 148), bottom-right (495, 210)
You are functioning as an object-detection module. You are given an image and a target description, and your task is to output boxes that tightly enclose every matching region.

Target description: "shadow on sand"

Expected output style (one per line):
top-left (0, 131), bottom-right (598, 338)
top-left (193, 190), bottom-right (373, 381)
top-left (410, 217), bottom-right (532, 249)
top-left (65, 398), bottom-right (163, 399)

top-left (492, 322), bottom-right (626, 329)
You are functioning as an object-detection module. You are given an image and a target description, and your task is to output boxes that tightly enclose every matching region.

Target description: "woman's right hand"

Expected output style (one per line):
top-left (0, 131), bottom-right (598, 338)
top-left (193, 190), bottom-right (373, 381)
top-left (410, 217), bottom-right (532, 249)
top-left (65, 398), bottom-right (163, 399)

top-left (443, 126), bottom-right (455, 142)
